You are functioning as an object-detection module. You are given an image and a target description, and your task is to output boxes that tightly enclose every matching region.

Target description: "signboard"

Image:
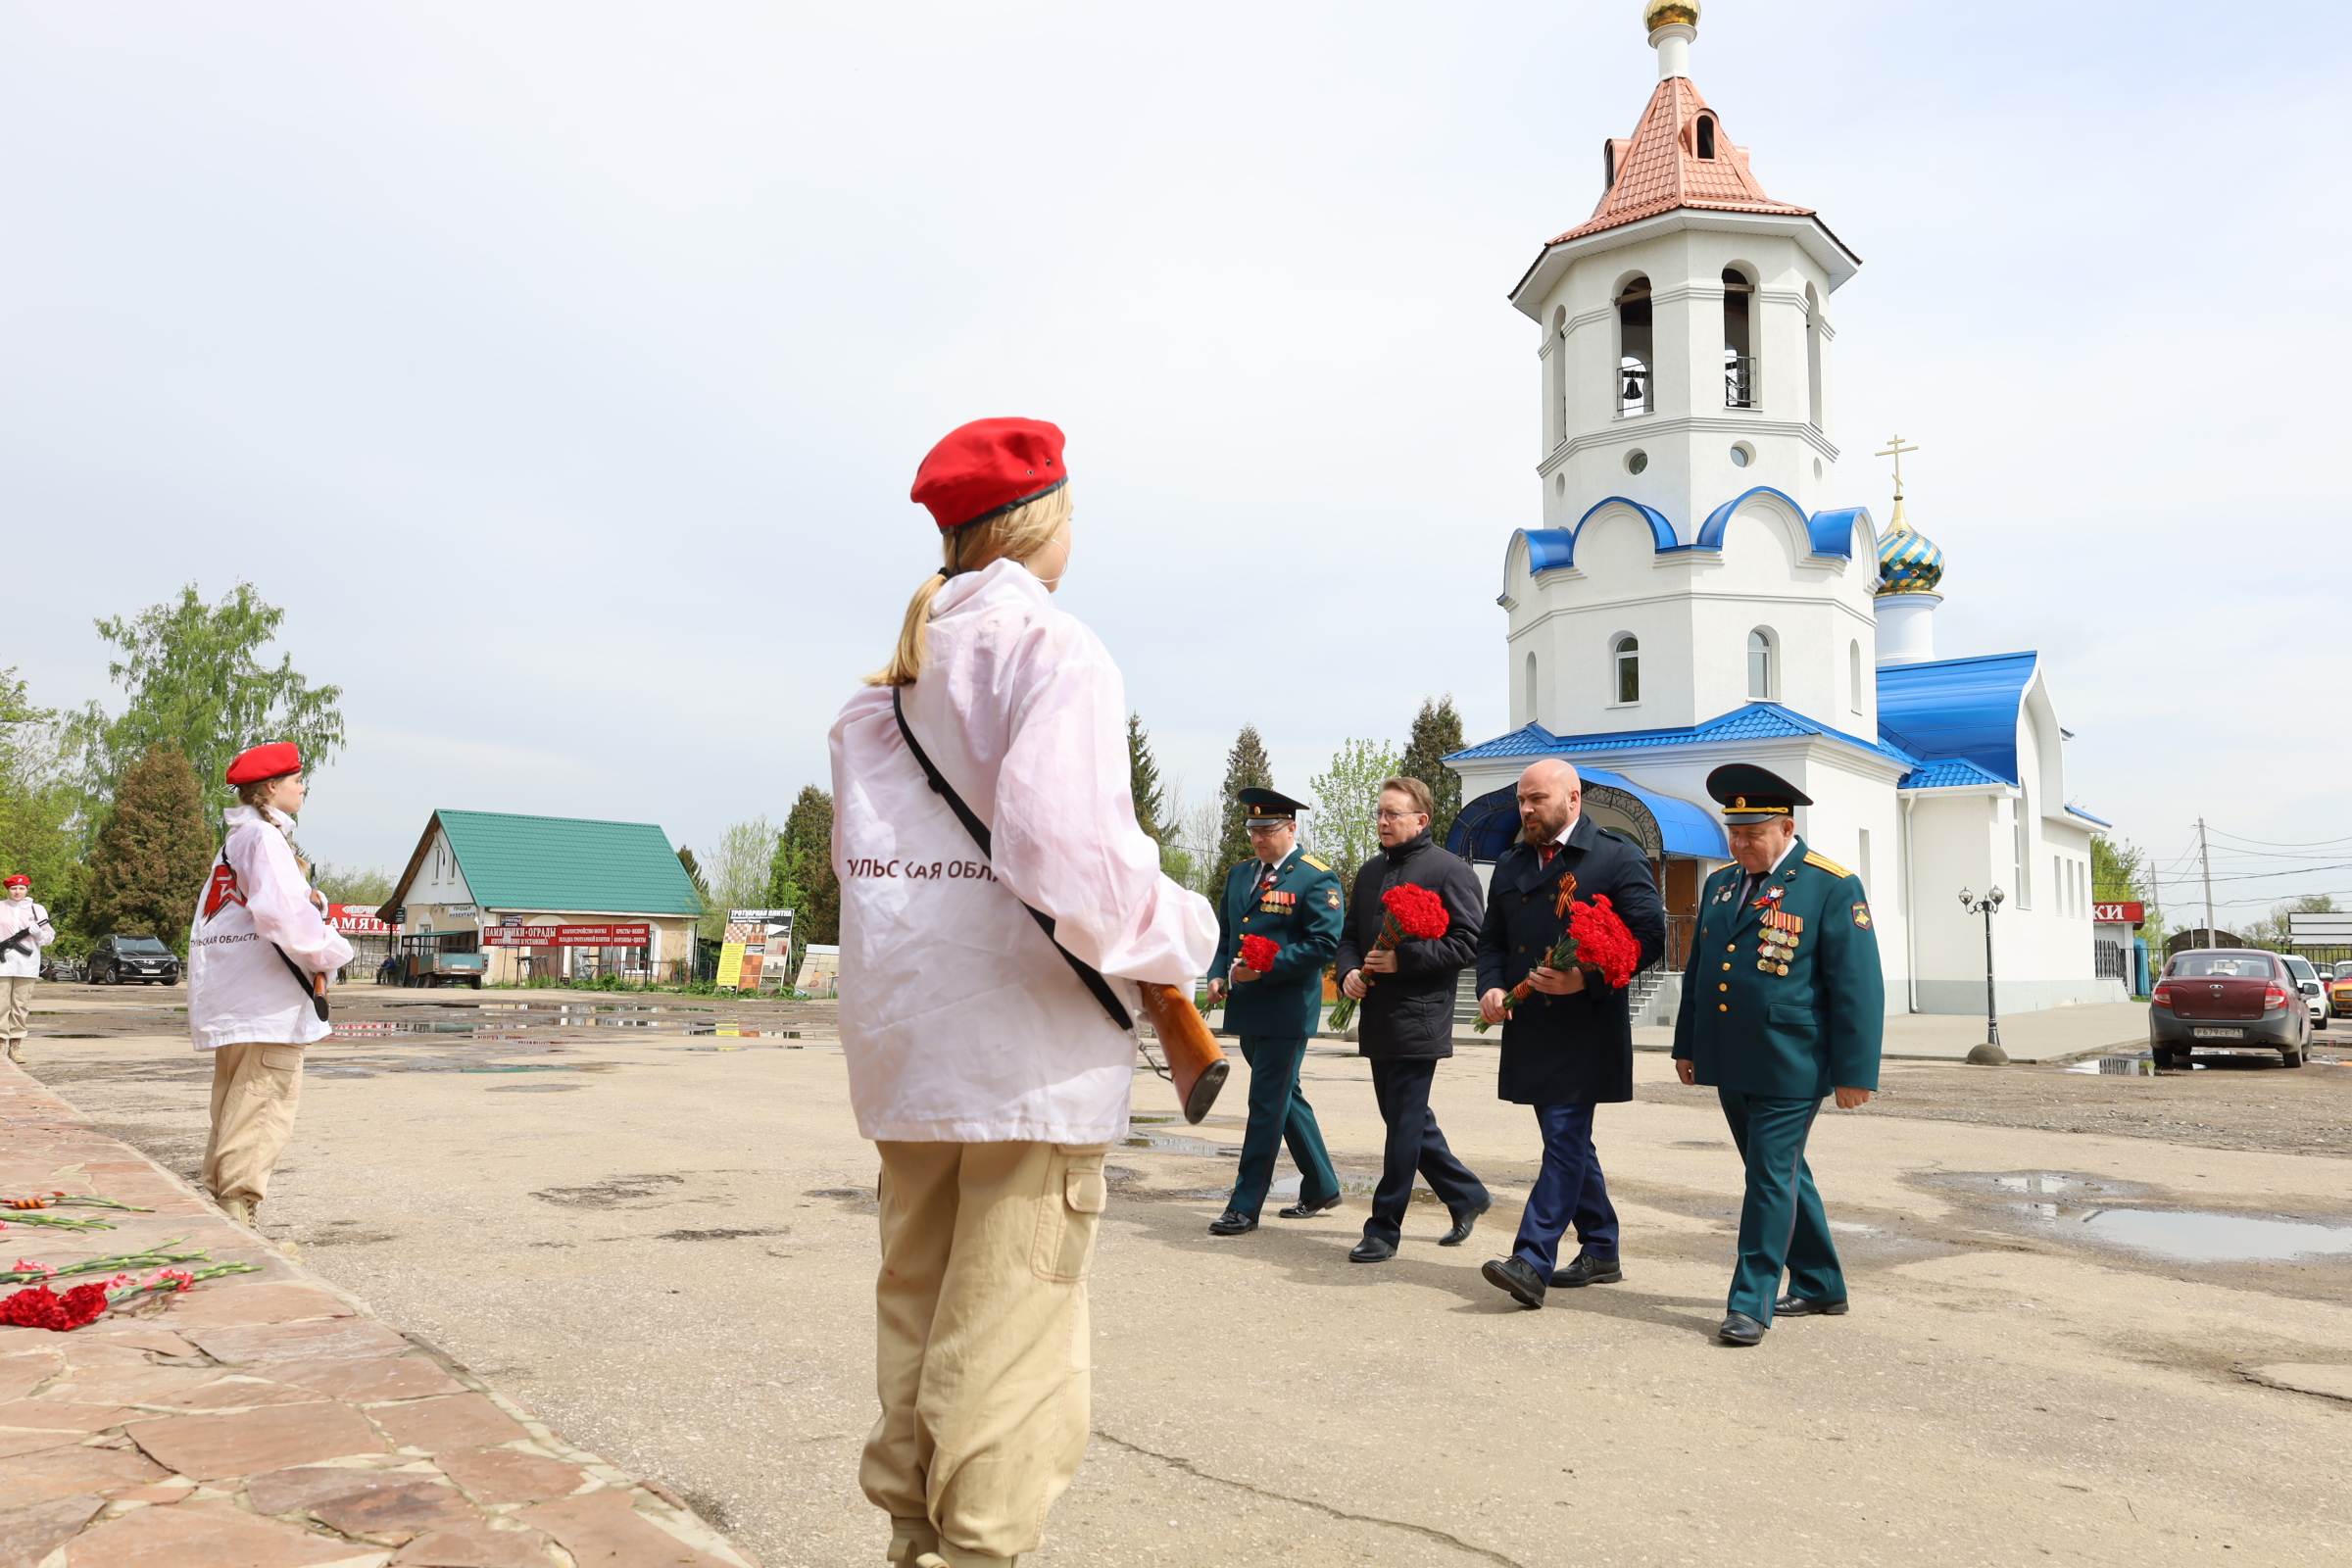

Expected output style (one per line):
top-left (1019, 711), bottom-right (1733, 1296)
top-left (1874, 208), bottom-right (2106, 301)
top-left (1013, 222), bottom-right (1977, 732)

top-left (479, 923), bottom-right (654, 948)
top-left (326, 904), bottom-right (397, 935)
top-left (2090, 903), bottom-right (2144, 926)
top-left (2289, 913), bottom-right (2352, 944)
top-left (795, 943), bottom-right (840, 990)
top-left (718, 907), bottom-right (795, 992)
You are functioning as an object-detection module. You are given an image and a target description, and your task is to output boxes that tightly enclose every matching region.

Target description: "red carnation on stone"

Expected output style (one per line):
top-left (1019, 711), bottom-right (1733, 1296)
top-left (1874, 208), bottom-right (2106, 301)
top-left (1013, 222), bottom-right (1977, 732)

top-left (1239, 934), bottom-right (1281, 975)
top-left (1328, 883), bottom-right (1453, 1031)
top-left (0, 1282), bottom-right (111, 1332)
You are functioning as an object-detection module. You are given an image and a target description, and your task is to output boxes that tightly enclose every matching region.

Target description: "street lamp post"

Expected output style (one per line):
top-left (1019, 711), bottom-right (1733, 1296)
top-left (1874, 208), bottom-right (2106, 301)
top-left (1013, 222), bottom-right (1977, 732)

top-left (1957, 886), bottom-right (2007, 1064)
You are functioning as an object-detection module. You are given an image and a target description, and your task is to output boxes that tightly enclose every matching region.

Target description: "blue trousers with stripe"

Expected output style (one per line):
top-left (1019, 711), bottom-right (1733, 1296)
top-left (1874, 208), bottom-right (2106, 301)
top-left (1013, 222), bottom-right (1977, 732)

top-left (1718, 1089), bottom-right (1845, 1323)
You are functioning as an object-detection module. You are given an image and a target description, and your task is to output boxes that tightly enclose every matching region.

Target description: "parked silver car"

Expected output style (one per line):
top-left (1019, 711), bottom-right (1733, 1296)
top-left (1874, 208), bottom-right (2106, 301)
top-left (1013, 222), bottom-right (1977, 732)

top-left (2281, 955), bottom-right (2329, 1028)
top-left (2150, 949), bottom-right (2312, 1069)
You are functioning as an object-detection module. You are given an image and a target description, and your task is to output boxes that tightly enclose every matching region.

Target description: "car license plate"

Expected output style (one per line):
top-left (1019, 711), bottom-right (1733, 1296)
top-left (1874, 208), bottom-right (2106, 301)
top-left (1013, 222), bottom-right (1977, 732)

top-left (2191, 1027), bottom-right (2243, 1040)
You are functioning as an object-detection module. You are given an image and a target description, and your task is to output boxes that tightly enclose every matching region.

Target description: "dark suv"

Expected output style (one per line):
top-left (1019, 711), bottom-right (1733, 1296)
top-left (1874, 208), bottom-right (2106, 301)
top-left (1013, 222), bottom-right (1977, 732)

top-left (2150, 949), bottom-right (2310, 1068)
top-left (88, 935), bottom-right (182, 986)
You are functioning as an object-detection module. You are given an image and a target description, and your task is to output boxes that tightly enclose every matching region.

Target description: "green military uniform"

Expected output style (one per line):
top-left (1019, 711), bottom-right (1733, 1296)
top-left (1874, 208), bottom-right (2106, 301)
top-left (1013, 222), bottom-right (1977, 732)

top-left (1673, 766), bottom-right (1884, 1339)
top-left (1208, 810), bottom-right (1346, 1230)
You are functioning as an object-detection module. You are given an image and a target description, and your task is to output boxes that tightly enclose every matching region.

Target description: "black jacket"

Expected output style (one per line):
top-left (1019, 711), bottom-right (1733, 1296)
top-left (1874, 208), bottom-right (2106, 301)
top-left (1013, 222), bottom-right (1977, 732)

top-left (1473, 812), bottom-right (1668, 1104)
top-left (1333, 831), bottom-right (1484, 1059)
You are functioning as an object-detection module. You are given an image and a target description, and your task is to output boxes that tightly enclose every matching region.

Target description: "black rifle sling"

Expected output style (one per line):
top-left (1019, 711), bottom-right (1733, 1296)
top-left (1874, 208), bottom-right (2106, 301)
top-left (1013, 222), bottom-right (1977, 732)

top-left (893, 686), bottom-right (1132, 1032)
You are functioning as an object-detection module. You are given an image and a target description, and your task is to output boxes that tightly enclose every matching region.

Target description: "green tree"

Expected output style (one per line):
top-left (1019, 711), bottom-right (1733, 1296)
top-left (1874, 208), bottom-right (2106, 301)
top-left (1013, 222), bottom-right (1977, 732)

top-left (84, 744), bottom-right (216, 947)
top-left (2092, 834), bottom-right (2166, 952)
top-left (75, 582), bottom-right (345, 819)
top-left (1127, 713), bottom-right (1166, 844)
top-left (1396, 695), bottom-right (1466, 849)
top-left (1309, 737), bottom-right (1401, 900)
top-left (701, 816), bottom-right (777, 938)
top-left (767, 786), bottom-right (839, 946)
top-left (311, 863), bottom-right (394, 906)
top-left (1211, 724), bottom-right (1274, 891)
top-left (0, 669), bottom-right (89, 943)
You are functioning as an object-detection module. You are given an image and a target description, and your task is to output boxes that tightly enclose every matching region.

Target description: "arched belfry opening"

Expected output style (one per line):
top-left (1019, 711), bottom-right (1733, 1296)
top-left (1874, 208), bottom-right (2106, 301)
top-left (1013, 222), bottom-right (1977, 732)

top-left (1722, 267), bottom-right (1754, 409)
top-left (1695, 114), bottom-right (1717, 160)
top-left (1616, 276), bottom-right (1652, 416)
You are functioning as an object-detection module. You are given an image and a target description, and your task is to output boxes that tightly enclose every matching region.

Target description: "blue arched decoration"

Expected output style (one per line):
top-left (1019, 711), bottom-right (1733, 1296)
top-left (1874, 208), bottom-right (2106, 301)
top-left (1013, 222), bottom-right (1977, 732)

top-left (1510, 498), bottom-right (1678, 575)
top-left (1445, 766), bottom-right (1727, 863)
top-left (1693, 486), bottom-right (1858, 559)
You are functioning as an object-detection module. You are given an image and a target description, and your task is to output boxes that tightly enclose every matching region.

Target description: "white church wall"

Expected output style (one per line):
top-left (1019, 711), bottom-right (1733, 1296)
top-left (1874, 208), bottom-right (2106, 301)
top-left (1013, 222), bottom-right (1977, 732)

top-left (1906, 787), bottom-right (2121, 1013)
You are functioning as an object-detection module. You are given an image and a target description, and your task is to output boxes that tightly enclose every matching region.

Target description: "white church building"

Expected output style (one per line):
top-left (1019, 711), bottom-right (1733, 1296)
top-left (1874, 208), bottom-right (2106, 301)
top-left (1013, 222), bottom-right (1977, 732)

top-left (1442, 3), bottom-right (2125, 1016)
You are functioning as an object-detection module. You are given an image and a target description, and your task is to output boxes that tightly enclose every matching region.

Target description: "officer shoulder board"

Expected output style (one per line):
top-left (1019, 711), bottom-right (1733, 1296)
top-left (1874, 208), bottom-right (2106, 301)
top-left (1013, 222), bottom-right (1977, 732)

top-left (1802, 850), bottom-right (1852, 879)
top-left (1596, 826), bottom-right (1639, 848)
top-left (1299, 854), bottom-right (1332, 872)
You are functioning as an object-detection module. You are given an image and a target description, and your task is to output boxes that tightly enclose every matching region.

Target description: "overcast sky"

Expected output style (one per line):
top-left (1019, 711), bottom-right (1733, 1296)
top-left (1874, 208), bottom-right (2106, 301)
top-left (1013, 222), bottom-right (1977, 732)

top-left (6, 1), bottom-right (2346, 919)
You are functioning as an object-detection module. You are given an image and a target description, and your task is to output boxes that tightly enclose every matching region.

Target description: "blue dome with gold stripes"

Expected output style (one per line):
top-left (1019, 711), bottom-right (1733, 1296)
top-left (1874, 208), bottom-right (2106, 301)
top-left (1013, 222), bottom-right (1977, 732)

top-left (1875, 497), bottom-right (1943, 597)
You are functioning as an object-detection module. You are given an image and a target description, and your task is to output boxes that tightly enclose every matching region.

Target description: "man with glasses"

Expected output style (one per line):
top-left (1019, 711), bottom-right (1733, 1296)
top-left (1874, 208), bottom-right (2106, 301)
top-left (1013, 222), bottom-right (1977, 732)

top-left (1334, 777), bottom-right (1490, 1262)
top-left (1204, 787), bottom-right (1346, 1237)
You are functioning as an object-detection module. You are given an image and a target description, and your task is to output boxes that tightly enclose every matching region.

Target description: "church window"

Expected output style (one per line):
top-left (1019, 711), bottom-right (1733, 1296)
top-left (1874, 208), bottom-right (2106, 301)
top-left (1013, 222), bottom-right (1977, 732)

top-left (1858, 829), bottom-right (1871, 896)
top-left (1613, 636), bottom-right (1640, 706)
top-left (1746, 629), bottom-right (1775, 701)
top-left (1695, 115), bottom-right (1717, 160)
top-left (1723, 268), bottom-right (1755, 408)
top-left (2014, 792), bottom-right (2033, 908)
top-left (1848, 640), bottom-right (1862, 712)
top-left (1729, 442), bottom-right (1753, 468)
top-left (1804, 283), bottom-right (1824, 429)
top-left (1616, 277), bottom-right (1652, 415)
top-left (1524, 650), bottom-right (1540, 725)
top-left (1625, 449), bottom-right (1647, 474)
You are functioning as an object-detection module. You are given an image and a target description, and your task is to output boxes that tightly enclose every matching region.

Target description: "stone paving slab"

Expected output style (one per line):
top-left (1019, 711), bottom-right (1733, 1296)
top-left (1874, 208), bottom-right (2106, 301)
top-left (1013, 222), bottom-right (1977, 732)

top-left (0, 1062), bottom-right (757, 1568)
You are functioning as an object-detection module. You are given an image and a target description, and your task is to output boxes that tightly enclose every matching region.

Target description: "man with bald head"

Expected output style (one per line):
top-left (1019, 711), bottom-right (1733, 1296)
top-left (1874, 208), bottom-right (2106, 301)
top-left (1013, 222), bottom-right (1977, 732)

top-left (1473, 759), bottom-right (1666, 1309)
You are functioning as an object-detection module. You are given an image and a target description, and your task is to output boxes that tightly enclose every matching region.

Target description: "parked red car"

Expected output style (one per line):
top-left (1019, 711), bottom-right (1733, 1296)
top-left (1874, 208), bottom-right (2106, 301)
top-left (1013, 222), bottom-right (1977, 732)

top-left (2150, 949), bottom-right (2313, 1069)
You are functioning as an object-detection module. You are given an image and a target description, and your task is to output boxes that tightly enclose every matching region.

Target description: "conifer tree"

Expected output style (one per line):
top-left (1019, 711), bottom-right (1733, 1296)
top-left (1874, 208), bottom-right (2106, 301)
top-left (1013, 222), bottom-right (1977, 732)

top-left (768, 786), bottom-right (840, 945)
top-left (1126, 713), bottom-right (1166, 845)
top-left (84, 744), bottom-right (215, 947)
top-left (1212, 723), bottom-right (1274, 888)
top-left (1397, 695), bottom-right (1467, 848)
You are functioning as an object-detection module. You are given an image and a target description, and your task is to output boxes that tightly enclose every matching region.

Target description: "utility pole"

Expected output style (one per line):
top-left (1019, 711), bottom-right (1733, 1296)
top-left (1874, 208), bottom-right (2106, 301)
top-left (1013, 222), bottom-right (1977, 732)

top-left (2198, 817), bottom-right (2216, 945)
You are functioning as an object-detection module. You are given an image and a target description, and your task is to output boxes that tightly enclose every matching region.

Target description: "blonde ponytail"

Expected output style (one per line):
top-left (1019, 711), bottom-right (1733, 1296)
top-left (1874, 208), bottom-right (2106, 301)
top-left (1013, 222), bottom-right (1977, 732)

top-left (864, 482), bottom-right (1074, 687)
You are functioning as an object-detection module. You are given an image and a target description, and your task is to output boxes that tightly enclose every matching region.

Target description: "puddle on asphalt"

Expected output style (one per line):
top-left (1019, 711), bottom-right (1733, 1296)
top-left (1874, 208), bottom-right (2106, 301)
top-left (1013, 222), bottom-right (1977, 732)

top-left (1120, 1129), bottom-right (1243, 1157)
top-left (2065, 1054), bottom-right (2164, 1076)
top-left (2033, 1206), bottom-right (2352, 1263)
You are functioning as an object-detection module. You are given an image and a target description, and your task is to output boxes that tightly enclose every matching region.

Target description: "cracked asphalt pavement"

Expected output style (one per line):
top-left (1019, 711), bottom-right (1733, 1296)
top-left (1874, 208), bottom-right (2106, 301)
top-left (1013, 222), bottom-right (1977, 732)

top-left (18, 986), bottom-right (2352, 1566)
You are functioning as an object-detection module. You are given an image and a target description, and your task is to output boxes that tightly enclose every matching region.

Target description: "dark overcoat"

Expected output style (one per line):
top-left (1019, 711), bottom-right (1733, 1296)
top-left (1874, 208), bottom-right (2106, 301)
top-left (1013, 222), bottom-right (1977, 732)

top-left (1472, 812), bottom-right (1667, 1105)
top-left (1671, 836), bottom-right (1885, 1099)
top-left (1331, 830), bottom-right (1484, 1060)
top-left (1209, 846), bottom-right (1346, 1038)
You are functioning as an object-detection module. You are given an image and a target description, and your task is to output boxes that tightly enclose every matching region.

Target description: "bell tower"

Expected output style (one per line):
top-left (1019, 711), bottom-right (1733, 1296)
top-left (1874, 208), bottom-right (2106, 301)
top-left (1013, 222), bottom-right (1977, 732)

top-left (1512, 1), bottom-right (1860, 534)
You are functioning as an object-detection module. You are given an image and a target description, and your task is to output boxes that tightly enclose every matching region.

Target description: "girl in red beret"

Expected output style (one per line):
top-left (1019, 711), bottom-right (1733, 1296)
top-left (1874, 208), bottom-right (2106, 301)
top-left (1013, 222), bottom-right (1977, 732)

top-left (830, 418), bottom-right (1216, 1568)
top-left (185, 744), bottom-right (353, 1230)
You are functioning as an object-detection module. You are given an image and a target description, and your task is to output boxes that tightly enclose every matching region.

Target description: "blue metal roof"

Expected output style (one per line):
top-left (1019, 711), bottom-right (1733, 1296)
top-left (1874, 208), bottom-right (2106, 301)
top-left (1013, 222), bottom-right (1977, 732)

top-left (1895, 757), bottom-right (2007, 791)
top-left (2066, 803), bottom-right (2113, 828)
top-left (1444, 765), bottom-right (1727, 862)
top-left (1446, 703), bottom-right (1917, 774)
top-left (1876, 652), bottom-right (2037, 786)
top-left (1514, 497), bottom-right (1679, 575)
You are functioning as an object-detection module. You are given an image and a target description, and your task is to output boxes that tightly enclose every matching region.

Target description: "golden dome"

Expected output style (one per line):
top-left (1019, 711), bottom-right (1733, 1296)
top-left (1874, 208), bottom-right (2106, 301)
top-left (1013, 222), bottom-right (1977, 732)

top-left (1644, 1), bottom-right (1700, 32)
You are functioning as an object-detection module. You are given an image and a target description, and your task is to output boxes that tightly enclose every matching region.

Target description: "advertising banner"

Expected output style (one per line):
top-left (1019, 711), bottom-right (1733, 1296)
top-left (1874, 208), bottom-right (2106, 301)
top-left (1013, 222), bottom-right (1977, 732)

top-left (326, 904), bottom-right (397, 935)
top-left (718, 908), bottom-right (796, 992)
top-left (479, 923), bottom-right (654, 948)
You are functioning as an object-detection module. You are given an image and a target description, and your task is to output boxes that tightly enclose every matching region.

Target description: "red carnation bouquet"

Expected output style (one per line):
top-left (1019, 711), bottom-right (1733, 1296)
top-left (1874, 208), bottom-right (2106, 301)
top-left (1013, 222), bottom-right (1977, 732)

top-left (1327, 883), bottom-right (1451, 1031)
top-left (1474, 893), bottom-right (1642, 1033)
top-left (1238, 934), bottom-right (1281, 976)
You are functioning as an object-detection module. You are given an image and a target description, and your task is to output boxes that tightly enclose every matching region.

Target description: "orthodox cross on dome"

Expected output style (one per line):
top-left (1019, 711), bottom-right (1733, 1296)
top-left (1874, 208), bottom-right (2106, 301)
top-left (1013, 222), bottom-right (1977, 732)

top-left (1875, 434), bottom-right (1918, 501)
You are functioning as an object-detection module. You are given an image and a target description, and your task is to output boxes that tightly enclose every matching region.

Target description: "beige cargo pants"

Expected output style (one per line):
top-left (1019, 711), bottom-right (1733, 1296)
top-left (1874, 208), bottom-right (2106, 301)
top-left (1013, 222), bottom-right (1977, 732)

top-left (862, 1140), bottom-right (1108, 1564)
top-left (202, 1042), bottom-right (307, 1203)
top-left (1, 976), bottom-right (34, 1061)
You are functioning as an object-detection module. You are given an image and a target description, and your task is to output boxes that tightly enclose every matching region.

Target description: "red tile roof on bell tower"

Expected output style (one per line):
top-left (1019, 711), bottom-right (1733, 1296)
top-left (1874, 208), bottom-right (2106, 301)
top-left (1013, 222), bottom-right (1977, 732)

top-left (1551, 74), bottom-right (1813, 245)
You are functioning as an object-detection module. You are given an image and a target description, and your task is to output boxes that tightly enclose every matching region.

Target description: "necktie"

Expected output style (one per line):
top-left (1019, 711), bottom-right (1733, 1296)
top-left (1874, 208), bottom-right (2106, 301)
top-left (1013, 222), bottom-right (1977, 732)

top-left (1539, 843), bottom-right (1558, 869)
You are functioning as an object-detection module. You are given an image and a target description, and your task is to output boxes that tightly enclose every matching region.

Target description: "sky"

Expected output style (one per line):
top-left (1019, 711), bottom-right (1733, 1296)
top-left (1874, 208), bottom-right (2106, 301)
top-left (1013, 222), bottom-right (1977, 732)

top-left (4, 1), bottom-right (2347, 922)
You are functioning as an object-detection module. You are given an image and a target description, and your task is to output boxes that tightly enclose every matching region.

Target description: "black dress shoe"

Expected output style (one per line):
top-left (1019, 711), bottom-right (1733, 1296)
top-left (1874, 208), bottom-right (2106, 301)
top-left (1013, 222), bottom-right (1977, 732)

top-left (1348, 1236), bottom-right (1396, 1263)
top-left (1550, 1253), bottom-right (1623, 1288)
top-left (1481, 1255), bottom-right (1546, 1309)
top-left (1278, 1193), bottom-right (1343, 1219)
top-left (1207, 1209), bottom-right (1257, 1236)
top-left (1717, 1311), bottom-right (1767, 1346)
top-left (1438, 1197), bottom-right (1492, 1248)
top-left (1775, 1294), bottom-right (1848, 1316)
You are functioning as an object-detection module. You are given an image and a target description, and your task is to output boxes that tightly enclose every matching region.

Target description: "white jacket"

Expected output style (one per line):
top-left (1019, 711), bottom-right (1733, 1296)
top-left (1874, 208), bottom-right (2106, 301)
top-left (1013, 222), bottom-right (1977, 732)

top-left (186, 807), bottom-right (354, 1052)
top-left (829, 559), bottom-right (1218, 1144)
top-left (0, 898), bottom-right (53, 979)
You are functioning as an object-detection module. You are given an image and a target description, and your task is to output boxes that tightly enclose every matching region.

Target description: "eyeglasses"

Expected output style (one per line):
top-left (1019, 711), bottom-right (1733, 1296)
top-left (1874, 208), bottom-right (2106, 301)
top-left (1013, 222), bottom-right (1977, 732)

top-left (1373, 810), bottom-right (1425, 822)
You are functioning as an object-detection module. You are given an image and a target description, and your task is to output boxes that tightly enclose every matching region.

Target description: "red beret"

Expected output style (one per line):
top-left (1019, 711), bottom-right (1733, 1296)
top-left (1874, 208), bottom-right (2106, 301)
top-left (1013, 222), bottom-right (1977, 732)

top-left (910, 417), bottom-right (1067, 531)
top-left (225, 742), bottom-right (303, 786)
top-left (3, 876), bottom-right (27, 888)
